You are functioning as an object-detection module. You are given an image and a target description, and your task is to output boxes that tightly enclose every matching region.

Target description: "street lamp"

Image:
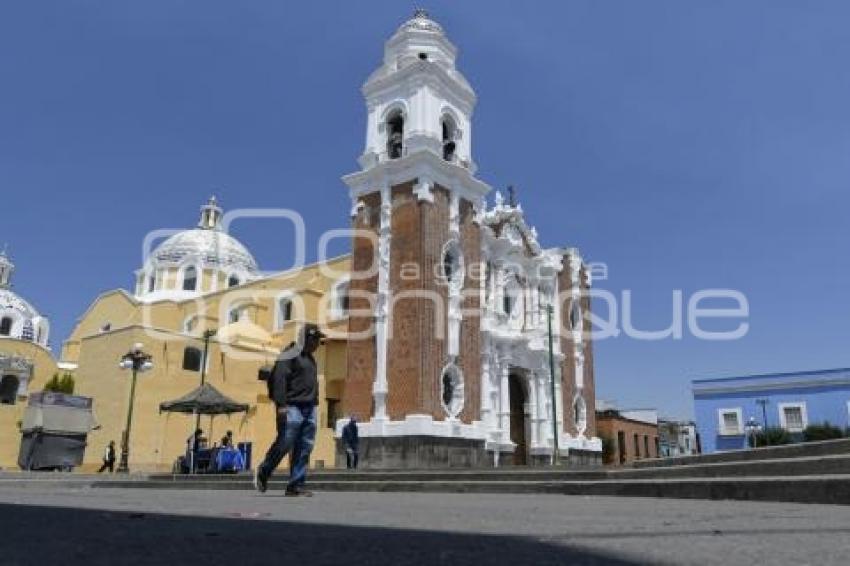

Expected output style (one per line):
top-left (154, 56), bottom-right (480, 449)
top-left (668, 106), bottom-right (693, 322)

top-left (744, 416), bottom-right (761, 449)
top-left (117, 342), bottom-right (153, 473)
top-left (755, 398), bottom-right (769, 446)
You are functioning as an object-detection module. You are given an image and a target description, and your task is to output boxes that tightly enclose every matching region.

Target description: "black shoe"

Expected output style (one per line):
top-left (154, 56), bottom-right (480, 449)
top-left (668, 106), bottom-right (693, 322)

top-left (253, 467), bottom-right (268, 494)
top-left (284, 486), bottom-right (313, 497)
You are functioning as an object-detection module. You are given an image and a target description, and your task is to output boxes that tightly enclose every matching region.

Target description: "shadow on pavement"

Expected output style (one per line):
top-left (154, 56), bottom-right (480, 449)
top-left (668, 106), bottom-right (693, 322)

top-left (0, 502), bottom-right (641, 566)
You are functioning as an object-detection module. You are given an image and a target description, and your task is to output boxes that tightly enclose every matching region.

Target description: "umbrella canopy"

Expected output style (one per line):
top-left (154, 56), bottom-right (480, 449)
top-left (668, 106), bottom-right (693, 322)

top-left (159, 383), bottom-right (249, 416)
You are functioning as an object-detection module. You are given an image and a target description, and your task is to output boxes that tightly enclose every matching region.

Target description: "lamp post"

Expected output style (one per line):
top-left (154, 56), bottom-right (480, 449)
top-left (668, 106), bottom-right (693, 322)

top-left (117, 343), bottom-right (153, 473)
top-left (545, 303), bottom-right (560, 466)
top-left (744, 416), bottom-right (761, 449)
top-left (756, 398), bottom-right (769, 445)
top-left (194, 329), bottom-right (217, 433)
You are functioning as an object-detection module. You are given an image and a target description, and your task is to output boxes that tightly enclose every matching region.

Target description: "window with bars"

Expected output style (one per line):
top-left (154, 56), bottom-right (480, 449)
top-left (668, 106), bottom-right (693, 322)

top-left (719, 409), bottom-right (742, 435)
top-left (781, 404), bottom-right (806, 432)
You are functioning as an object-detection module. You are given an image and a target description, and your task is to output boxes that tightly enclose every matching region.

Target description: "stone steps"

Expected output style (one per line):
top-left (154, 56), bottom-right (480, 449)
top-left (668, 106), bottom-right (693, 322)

top-left (633, 437), bottom-right (850, 468)
top-left (93, 474), bottom-right (850, 505)
top-left (141, 452), bottom-right (850, 482)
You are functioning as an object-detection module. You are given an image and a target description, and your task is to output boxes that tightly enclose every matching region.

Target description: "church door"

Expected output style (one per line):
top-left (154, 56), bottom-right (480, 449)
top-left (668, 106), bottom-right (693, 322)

top-left (509, 373), bottom-right (528, 465)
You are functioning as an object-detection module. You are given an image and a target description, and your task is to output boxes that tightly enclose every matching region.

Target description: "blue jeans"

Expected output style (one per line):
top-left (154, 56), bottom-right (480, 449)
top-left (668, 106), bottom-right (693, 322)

top-left (258, 404), bottom-right (317, 489)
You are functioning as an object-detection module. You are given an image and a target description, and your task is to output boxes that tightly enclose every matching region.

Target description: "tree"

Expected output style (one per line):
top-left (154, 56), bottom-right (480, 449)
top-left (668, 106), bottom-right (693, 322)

top-left (753, 427), bottom-right (793, 447)
top-left (44, 372), bottom-right (75, 394)
top-left (803, 422), bottom-right (844, 442)
top-left (600, 435), bottom-right (616, 465)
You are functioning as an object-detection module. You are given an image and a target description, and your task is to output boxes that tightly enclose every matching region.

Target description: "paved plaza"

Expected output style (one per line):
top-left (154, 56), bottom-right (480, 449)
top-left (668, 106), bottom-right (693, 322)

top-left (0, 483), bottom-right (848, 565)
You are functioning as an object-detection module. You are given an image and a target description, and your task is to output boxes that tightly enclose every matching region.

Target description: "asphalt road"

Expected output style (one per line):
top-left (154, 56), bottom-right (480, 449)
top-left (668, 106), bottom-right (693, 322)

top-left (0, 484), bottom-right (848, 565)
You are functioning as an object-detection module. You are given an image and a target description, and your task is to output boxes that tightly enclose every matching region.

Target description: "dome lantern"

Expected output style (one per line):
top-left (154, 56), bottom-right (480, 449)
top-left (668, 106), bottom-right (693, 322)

top-left (0, 245), bottom-right (14, 290)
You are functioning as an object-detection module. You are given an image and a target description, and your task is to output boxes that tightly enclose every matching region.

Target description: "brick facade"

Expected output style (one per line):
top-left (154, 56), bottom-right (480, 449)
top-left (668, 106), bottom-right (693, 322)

top-left (343, 191), bottom-right (381, 421)
top-left (344, 182), bottom-right (482, 425)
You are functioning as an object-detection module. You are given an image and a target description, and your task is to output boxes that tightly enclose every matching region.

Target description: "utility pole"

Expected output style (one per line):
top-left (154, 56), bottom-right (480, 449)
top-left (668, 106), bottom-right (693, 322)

top-left (195, 329), bottom-right (217, 433)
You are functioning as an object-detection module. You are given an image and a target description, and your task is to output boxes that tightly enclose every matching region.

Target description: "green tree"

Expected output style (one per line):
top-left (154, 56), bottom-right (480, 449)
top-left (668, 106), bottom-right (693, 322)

top-left (803, 422), bottom-right (844, 442)
top-left (753, 427), bottom-right (793, 447)
top-left (44, 372), bottom-right (75, 394)
top-left (600, 435), bottom-right (616, 465)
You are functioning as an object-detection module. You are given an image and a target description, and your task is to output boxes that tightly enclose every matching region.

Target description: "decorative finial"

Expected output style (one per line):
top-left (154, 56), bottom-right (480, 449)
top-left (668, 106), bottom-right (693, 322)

top-left (0, 243), bottom-right (7, 258)
top-left (494, 191), bottom-right (504, 207)
top-left (507, 185), bottom-right (516, 207)
top-left (199, 195), bottom-right (223, 230)
top-left (413, 8), bottom-right (429, 19)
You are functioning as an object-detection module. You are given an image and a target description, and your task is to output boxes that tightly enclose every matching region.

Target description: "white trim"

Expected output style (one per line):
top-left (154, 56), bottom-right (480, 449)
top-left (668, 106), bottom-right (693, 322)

top-left (717, 407), bottom-right (743, 435)
top-left (778, 402), bottom-right (808, 433)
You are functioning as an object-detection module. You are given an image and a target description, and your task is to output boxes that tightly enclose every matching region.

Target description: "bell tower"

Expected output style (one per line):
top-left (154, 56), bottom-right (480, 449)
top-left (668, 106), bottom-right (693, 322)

top-left (341, 10), bottom-right (492, 468)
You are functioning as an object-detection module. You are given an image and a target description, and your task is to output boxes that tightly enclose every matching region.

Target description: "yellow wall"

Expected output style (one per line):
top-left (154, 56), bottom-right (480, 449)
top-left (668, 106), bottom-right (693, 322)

top-left (0, 338), bottom-right (58, 469)
top-left (63, 256), bottom-right (351, 473)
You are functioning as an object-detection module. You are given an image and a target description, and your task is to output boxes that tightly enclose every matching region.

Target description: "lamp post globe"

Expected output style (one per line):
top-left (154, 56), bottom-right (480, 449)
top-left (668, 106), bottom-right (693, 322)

top-left (116, 344), bottom-right (153, 474)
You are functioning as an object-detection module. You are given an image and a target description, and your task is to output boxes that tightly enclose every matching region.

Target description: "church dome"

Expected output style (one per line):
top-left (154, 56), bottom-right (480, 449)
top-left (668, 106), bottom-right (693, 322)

top-left (153, 228), bottom-right (258, 273)
top-left (135, 197), bottom-right (259, 301)
top-left (0, 249), bottom-right (50, 347)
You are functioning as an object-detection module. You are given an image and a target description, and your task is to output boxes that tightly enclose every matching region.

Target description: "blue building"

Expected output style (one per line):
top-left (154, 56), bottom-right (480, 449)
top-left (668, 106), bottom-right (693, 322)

top-left (692, 368), bottom-right (850, 453)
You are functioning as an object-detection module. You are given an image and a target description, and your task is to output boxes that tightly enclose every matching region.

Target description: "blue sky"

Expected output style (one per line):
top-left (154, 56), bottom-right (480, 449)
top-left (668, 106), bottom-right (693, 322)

top-left (2, 1), bottom-right (849, 418)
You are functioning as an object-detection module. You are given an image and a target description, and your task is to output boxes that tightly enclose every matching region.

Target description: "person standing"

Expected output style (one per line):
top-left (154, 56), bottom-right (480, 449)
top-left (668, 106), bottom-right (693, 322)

top-left (97, 441), bottom-right (116, 473)
top-left (342, 417), bottom-right (359, 469)
top-left (254, 323), bottom-right (324, 497)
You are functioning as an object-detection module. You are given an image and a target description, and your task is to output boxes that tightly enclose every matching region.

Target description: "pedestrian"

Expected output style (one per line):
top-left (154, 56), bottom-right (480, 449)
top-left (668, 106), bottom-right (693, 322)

top-left (221, 430), bottom-right (234, 448)
top-left (254, 323), bottom-right (324, 496)
top-left (342, 416), bottom-right (359, 469)
top-left (187, 428), bottom-right (203, 473)
top-left (97, 440), bottom-right (116, 473)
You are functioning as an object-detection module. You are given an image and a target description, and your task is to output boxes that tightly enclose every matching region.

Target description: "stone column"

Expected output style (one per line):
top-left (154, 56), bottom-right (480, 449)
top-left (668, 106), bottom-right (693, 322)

top-left (372, 184), bottom-right (392, 421)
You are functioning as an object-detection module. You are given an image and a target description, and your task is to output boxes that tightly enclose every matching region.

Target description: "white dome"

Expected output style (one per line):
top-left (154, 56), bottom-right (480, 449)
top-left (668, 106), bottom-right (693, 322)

top-left (135, 197), bottom-right (260, 301)
top-left (0, 251), bottom-right (50, 347)
top-left (152, 229), bottom-right (258, 273)
top-left (0, 288), bottom-right (39, 320)
top-left (396, 9), bottom-right (444, 35)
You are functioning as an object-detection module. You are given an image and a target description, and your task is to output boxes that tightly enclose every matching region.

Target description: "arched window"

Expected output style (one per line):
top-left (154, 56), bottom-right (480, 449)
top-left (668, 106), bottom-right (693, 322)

top-left (0, 375), bottom-right (19, 405)
top-left (228, 306), bottom-right (246, 324)
top-left (502, 274), bottom-right (520, 318)
top-left (21, 320), bottom-right (34, 342)
top-left (228, 274), bottom-right (240, 288)
top-left (147, 275), bottom-right (155, 293)
top-left (183, 316), bottom-right (198, 334)
top-left (569, 300), bottom-right (582, 331)
top-left (441, 240), bottom-right (463, 288)
top-left (277, 297), bottom-right (293, 330)
top-left (440, 363), bottom-right (464, 418)
top-left (442, 114), bottom-right (457, 162)
top-left (182, 266), bottom-right (197, 291)
top-left (331, 280), bottom-right (350, 319)
top-left (182, 347), bottom-right (202, 372)
top-left (386, 110), bottom-right (404, 159)
top-left (0, 317), bottom-right (12, 336)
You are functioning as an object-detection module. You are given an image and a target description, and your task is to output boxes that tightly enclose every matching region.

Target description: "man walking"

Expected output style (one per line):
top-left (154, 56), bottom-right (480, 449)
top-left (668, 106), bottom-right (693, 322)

top-left (342, 416), bottom-right (359, 469)
top-left (97, 441), bottom-right (116, 473)
top-left (254, 323), bottom-right (324, 496)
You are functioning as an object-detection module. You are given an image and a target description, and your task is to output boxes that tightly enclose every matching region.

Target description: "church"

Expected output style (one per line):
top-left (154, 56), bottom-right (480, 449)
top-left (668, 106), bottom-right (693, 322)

top-left (0, 11), bottom-right (600, 471)
top-left (0, 248), bottom-right (59, 467)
